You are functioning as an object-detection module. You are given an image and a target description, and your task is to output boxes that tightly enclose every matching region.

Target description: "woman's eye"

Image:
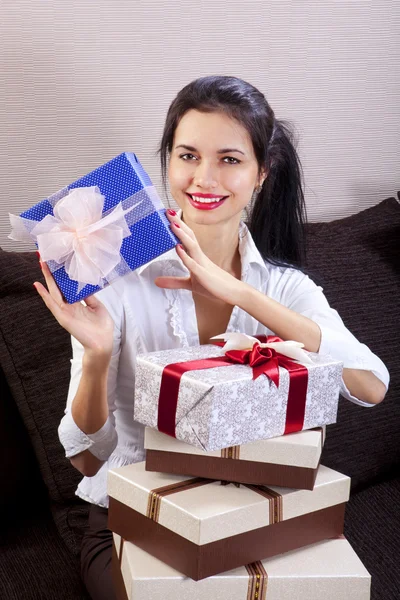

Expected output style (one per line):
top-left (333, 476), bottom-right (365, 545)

top-left (223, 157), bottom-right (240, 165)
top-left (179, 154), bottom-right (240, 164)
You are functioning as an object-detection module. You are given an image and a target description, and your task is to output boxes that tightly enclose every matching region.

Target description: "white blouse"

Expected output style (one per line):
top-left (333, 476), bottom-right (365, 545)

top-left (58, 221), bottom-right (390, 508)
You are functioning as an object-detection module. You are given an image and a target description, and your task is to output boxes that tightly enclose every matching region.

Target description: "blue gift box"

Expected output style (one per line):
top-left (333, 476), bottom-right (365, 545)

top-left (21, 153), bottom-right (179, 303)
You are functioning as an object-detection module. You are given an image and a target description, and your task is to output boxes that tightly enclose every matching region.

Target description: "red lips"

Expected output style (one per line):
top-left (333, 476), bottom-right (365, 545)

top-left (187, 193), bottom-right (227, 198)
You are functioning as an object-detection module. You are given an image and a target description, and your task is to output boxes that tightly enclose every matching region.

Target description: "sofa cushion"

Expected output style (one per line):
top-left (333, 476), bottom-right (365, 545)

top-left (0, 249), bottom-right (89, 554)
top-left (0, 509), bottom-right (90, 600)
top-left (345, 475), bottom-right (400, 600)
top-left (305, 197), bottom-right (400, 489)
top-left (0, 365), bottom-right (48, 514)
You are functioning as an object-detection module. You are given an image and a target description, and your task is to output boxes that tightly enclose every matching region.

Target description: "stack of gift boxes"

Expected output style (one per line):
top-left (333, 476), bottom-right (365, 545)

top-left (9, 154), bottom-right (372, 600)
top-left (107, 342), bottom-right (372, 600)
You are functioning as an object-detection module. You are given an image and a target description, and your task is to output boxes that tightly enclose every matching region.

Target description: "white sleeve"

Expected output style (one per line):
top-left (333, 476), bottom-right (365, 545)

top-left (277, 269), bottom-right (390, 408)
top-left (57, 288), bottom-right (122, 461)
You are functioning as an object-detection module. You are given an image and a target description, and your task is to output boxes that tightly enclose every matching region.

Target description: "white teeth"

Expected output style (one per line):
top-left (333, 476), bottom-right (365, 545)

top-left (190, 195), bottom-right (225, 204)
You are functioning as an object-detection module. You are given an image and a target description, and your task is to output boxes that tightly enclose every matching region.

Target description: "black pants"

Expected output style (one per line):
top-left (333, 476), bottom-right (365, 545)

top-left (80, 504), bottom-right (116, 600)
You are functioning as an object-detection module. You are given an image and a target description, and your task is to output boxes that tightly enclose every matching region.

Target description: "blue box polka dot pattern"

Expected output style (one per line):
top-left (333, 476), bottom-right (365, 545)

top-left (21, 153), bottom-right (178, 304)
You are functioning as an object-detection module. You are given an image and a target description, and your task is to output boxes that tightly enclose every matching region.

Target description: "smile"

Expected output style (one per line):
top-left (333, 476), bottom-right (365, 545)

top-left (186, 193), bottom-right (228, 210)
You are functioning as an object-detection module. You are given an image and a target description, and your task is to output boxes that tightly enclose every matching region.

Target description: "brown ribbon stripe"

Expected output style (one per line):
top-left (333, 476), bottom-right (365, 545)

top-left (146, 478), bottom-right (283, 526)
top-left (244, 484), bottom-right (283, 524)
top-left (146, 477), bottom-right (210, 522)
top-left (245, 561), bottom-right (268, 600)
top-left (221, 445), bottom-right (241, 459)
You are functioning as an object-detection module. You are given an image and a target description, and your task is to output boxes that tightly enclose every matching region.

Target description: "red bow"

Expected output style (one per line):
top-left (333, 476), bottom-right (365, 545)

top-left (157, 335), bottom-right (309, 439)
top-left (225, 345), bottom-right (282, 386)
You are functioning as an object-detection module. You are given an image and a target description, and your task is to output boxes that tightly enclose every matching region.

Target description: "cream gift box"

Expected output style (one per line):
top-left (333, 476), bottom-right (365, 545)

top-left (112, 535), bottom-right (371, 600)
top-left (107, 461), bottom-right (350, 581)
top-left (133, 344), bottom-right (342, 451)
top-left (144, 426), bottom-right (326, 490)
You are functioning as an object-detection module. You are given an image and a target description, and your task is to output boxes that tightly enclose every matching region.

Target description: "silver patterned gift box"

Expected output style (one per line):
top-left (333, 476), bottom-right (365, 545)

top-left (133, 344), bottom-right (343, 452)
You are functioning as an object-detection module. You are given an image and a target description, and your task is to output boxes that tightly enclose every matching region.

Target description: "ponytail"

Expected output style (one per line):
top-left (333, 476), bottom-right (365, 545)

top-left (247, 119), bottom-right (307, 268)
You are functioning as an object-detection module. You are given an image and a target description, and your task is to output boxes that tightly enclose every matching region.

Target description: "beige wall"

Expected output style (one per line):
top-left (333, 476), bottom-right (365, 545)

top-left (1, 1), bottom-right (399, 251)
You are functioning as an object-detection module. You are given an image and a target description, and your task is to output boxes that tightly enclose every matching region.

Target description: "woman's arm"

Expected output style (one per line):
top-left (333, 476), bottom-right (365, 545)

top-left (35, 261), bottom-right (120, 477)
top-left (236, 284), bottom-right (387, 405)
top-left (58, 324), bottom-right (121, 478)
top-left (67, 351), bottom-right (113, 477)
top-left (156, 213), bottom-right (389, 407)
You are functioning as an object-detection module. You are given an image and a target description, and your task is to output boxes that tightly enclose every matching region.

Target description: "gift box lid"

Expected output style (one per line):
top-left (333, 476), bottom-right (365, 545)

top-left (134, 344), bottom-right (342, 451)
top-left (114, 534), bottom-right (371, 600)
top-left (108, 462), bottom-right (350, 546)
top-left (144, 426), bottom-right (326, 469)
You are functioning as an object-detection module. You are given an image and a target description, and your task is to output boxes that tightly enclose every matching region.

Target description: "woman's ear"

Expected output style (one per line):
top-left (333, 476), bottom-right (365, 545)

top-left (257, 170), bottom-right (268, 190)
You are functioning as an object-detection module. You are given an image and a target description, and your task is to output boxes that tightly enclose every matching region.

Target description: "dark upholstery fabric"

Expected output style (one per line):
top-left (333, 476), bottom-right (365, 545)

top-left (0, 510), bottom-right (90, 600)
top-left (0, 249), bottom-right (89, 554)
top-left (345, 475), bottom-right (400, 600)
top-left (305, 198), bottom-right (400, 490)
top-left (0, 365), bottom-right (48, 514)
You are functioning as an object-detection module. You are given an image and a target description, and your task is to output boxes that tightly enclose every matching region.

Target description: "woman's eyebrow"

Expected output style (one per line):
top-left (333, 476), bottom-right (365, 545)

top-left (175, 144), bottom-right (245, 156)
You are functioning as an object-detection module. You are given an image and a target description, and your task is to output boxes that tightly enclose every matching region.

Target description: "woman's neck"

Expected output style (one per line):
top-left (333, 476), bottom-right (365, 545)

top-left (181, 212), bottom-right (242, 278)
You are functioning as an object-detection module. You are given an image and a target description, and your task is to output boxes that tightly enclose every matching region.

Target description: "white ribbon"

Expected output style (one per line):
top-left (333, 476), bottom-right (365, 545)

top-left (9, 186), bottom-right (146, 292)
top-left (210, 332), bottom-right (314, 364)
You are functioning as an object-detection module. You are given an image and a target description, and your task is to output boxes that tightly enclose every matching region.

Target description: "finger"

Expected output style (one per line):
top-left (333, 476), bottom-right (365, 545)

top-left (175, 244), bottom-right (202, 274)
top-left (154, 276), bottom-right (192, 291)
top-left (39, 260), bottom-right (64, 304)
top-left (174, 215), bottom-right (197, 241)
top-left (170, 224), bottom-right (203, 262)
top-left (166, 210), bottom-right (196, 241)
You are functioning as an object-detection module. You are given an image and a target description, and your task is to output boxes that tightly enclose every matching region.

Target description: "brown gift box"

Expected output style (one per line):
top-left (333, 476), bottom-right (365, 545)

top-left (107, 462), bottom-right (349, 581)
top-left (145, 426), bottom-right (325, 489)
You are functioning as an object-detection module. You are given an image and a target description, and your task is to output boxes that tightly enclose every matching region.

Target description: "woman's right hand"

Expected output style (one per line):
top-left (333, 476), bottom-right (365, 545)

top-left (33, 259), bottom-right (115, 360)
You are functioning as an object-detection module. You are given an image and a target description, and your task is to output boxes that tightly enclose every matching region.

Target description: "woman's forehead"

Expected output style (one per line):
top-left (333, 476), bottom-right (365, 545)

top-left (173, 109), bottom-right (253, 154)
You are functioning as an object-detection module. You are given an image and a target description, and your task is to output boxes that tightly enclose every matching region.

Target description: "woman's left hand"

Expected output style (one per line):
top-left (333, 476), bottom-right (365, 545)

top-left (154, 212), bottom-right (244, 305)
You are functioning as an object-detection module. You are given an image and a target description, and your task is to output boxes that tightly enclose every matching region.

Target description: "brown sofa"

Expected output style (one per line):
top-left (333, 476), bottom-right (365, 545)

top-left (0, 196), bottom-right (399, 600)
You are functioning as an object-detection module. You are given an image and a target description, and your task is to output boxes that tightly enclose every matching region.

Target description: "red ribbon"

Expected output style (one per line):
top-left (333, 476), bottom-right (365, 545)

top-left (157, 335), bottom-right (309, 439)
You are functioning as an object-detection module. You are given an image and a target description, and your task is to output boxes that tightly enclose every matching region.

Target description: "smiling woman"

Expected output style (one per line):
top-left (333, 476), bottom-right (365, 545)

top-left (32, 75), bottom-right (389, 600)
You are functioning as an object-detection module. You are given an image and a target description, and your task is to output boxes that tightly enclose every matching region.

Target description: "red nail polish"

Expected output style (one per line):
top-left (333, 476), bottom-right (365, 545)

top-left (167, 209), bottom-right (177, 216)
top-left (39, 262), bottom-right (43, 270)
top-left (177, 244), bottom-right (184, 250)
top-left (36, 251), bottom-right (40, 260)
top-left (173, 222), bottom-right (180, 228)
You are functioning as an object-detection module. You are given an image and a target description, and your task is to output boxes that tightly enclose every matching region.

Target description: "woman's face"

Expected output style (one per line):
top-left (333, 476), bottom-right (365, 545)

top-left (168, 109), bottom-right (266, 227)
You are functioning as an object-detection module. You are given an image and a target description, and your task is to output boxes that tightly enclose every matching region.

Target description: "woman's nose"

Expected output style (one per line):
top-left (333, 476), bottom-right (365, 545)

top-left (193, 161), bottom-right (218, 189)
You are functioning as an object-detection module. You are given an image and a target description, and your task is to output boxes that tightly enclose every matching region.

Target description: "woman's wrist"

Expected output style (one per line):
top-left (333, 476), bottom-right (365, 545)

top-left (83, 348), bottom-right (112, 373)
top-left (233, 279), bottom-right (256, 310)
